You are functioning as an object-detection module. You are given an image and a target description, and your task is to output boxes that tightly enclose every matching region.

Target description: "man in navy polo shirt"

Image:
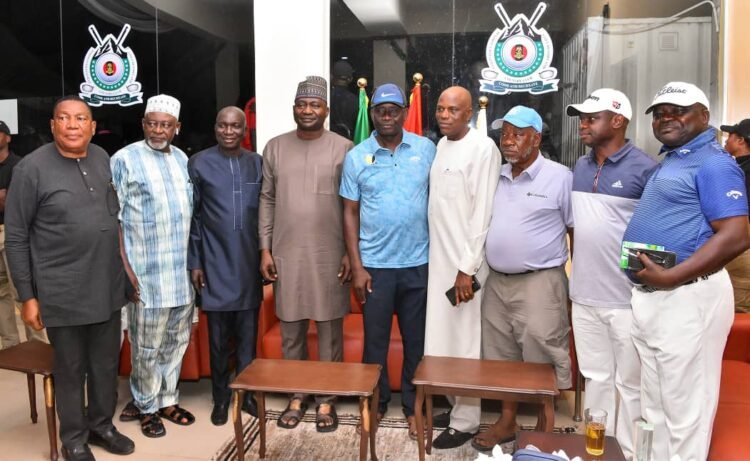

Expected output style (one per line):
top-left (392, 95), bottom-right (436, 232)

top-left (474, 106), bottom-right (573, 451)
top-left (566, 89), bottom-right (657, 458)
top-left (341, 83), bottom-right (436, 439)
top-left (623, 82), bottom-right (750, 460)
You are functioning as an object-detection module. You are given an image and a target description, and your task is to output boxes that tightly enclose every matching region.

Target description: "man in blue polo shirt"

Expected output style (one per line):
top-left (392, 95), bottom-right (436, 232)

top-left (566, 89), bottom-right (657, 458)
top-left (473, 106), bottom-right (573, 451)
top-left (341, 83), bottom-right (436, 440)
top-left (622, 82), bottom-right (750, 461)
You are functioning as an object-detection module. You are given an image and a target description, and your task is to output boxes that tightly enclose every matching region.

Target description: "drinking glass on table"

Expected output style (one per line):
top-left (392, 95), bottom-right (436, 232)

top-left (585, 408), bottom-right (607, 456)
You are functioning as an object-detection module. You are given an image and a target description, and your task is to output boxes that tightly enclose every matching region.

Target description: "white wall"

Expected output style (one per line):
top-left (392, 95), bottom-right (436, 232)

top-left (254, 0), bottom-right (330, 153)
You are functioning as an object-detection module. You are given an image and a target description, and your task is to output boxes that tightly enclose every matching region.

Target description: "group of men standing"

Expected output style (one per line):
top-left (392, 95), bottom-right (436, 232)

top-left (3, 76), bottom-right (747, 461)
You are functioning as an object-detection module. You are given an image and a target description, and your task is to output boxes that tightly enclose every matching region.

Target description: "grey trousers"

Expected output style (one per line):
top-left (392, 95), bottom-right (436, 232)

top-left (280, 317), bottom-right (344, 404)
top-left (481, 266), bottom-right (571, 389)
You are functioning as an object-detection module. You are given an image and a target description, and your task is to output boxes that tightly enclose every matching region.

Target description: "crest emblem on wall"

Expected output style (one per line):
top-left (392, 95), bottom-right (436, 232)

top-left (79, 24), bottom-right (143, 107)
top-left (480, 2), bottom-right (559, 95)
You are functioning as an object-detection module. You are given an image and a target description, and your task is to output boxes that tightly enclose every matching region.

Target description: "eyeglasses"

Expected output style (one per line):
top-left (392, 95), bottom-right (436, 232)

top-left (144, 120), bottom-right (176, 130)
top-left (371, 106), bottom-right (403, 118)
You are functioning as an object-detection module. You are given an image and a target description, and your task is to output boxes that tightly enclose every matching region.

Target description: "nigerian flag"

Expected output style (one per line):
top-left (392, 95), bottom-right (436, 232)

top-left (353, 86), bottom-right (371, 145)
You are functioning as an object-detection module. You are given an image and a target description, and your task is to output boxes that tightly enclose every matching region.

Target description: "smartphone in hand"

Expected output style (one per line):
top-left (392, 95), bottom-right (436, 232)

top-left (445, 276), bottom-right (482, 306)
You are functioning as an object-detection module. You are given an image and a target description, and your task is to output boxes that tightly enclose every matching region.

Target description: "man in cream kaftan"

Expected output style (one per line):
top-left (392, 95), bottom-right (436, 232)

top-left (425, 86), bottom-right (501, 449)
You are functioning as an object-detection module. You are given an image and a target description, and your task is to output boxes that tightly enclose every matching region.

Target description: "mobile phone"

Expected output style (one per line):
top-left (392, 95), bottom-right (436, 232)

top-left (625, 248), bottom-right (676, 271)
top-left (445, 276), bottom-right (482, 306)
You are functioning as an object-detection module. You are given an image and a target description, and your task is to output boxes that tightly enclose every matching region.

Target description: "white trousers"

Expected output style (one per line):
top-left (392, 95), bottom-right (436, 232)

top-left (572, 302), bottom-right (641, 459)
top-left (631, 270), bottom-right (733, 461)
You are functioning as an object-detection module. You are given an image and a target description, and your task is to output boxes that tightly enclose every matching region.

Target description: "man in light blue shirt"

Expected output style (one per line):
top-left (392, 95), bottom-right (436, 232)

top-left (341, 83), bottom-right (435, 439)
top-left (112, 94), bottom-right (196, 438)
top-left (474, 106), bottom-right (573, 452)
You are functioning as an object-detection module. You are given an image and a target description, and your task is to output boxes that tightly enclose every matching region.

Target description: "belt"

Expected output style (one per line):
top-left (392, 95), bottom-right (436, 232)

top-left (636, 269), bottom-right (721, 293)
top-left (495, 266), bottom-right (561, 276)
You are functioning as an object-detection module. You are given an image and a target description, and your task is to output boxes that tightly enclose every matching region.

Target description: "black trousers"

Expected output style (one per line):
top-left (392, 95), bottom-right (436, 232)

top-left (362, 264), bottom-right (428, 417)
top-left (206, 308), bottom-right (259, 405)
top-left (46, 310), bottom-right (121, 448)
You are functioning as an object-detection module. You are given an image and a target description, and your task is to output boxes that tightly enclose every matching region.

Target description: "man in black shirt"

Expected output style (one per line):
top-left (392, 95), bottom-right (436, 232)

top-left (5, 97), bottom-right (135, 461)
top-left (722, 119), bottom-right (750, 312)
top-left (0, 120), bottom-right (47, 348)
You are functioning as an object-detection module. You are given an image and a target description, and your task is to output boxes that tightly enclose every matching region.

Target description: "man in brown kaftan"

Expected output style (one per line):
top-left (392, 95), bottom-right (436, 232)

top-left (259, 76), bottom-right (353, 433)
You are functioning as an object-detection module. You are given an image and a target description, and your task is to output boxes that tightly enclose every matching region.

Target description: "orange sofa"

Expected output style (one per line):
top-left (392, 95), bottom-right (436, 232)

top-left (120, 284), bottom-right (581, 415)
top-left (708, 313), bottom-right (750, 460)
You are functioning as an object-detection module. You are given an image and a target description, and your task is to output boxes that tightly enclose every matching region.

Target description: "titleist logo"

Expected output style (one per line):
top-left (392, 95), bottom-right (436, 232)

top-left (656, 86), bottom-right (687, 96)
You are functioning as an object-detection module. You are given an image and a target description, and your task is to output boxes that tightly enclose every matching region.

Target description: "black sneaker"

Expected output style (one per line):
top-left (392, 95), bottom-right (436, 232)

top-left (432, 411), bottom-right (451, 428)
top-left (432, 427), bottom-right (474, 449)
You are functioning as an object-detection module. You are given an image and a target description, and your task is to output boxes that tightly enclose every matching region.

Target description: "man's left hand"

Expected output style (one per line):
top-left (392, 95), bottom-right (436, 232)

top-left (635, 252), bottom-right (678, 289)
top-left (453, 271), bottom-right (475, 305)
top-left (338, 254), bottom-right (352, 285)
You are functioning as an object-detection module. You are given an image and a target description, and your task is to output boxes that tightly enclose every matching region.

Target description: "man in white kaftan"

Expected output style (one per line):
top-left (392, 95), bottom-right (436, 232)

top-left (424, 86), bottom-right (501, 449)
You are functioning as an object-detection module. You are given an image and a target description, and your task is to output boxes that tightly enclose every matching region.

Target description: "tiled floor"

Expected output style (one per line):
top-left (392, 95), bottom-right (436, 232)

top-left (0, 324), bottom-right (583, 461)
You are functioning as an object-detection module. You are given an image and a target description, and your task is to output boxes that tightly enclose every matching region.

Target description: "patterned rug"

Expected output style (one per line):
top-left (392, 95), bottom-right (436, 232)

top-left (212, 410), bottom-right (576, 461)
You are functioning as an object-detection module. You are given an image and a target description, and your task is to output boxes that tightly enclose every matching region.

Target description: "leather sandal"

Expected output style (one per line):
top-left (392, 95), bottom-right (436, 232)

top-left (158, 405), bottom-right (196, 426)
top-left (315, 403), bottom-right (339, 433)
top-left (119, 400), bottom-right (140, 422)
top-left (139, 412), bottom-right (166, 438)
top-left (277, 398), bottom-right (308, 429)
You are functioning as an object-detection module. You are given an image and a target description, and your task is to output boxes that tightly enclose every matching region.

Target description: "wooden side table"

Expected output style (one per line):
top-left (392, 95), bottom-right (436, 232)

top-left (516, 431), bottom-right (627, 461)
top-left (229, 359), bottom-right (381, 461)
top-left (0, 340), bottom-right (57, 461)
top-left (413, 356), bottom-right (559, 461)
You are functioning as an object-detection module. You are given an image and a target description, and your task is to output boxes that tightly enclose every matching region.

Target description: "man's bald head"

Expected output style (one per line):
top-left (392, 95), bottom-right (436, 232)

top-left (436, 86), bottom-right (473, 141)
top-left (216, 106), bottom-right (246, 129)
top-left (215, 106), bottom-right (247, 154)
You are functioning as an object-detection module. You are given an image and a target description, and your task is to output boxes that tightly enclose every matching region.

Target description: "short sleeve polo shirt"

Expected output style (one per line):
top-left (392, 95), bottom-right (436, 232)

top-left (485, 155), bottom-right (573, 273)
top-left (340, 130), bottom-right (436, 268)
top-left (622, 128), bottom-right (749, 265)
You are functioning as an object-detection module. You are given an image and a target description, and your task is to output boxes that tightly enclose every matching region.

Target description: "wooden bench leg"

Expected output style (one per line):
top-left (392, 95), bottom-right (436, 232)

top-left (257, 391), bottom-right (266, 459)
top-left (370, 386), bottom-right (379, 461)
top-left (43, 375), bottom-right (57, 461)
top-left (359, 397), bottom-right (368, 461)
top-left (232, 390), bottom-right (245, 461)
top-left (574, 370), bottom-right (583, 422)
top-left (27, 373), bottom-right (37, 424)
top-left (425, 393), bottom-right (433, 455)
top-left (414, 384), bottom-right (425, 461)
top-left (540, 396), bottom-right (555, 432)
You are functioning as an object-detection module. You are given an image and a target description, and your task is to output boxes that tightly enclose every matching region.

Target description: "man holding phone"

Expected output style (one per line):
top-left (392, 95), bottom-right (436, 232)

top-left (424, 86), bottom-right (500, 449)
top-left (623, 82), bottom-right (749, 460)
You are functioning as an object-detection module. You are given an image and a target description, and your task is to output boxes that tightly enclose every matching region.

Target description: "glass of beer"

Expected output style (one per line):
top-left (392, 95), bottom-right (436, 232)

top-left (585, 408), bottom-right (607, 456)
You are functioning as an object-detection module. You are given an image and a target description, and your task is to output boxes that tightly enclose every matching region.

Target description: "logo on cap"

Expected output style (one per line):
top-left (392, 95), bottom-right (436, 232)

top-left (79, 24), bottom-right (143, 107)
top-left (479, 2), bottom-right (559, 96)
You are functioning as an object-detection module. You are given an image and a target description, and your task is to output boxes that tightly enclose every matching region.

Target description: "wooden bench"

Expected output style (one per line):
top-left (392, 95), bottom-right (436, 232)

top-left (229, 358), bottom-right (381, 461)
top-left (0, 341), bottom-right (57, 461)
top-left (413, 355), bottom-right (559, 461)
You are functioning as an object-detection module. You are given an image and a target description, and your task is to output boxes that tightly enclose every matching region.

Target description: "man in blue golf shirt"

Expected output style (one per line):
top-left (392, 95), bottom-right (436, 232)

top-left (341, 82), bottom-right (436, 440)
top-left (623, 82), bottom-right (750, 460)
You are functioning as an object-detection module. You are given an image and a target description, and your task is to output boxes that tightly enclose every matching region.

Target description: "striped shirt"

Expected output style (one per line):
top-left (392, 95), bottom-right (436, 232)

top-left (111, 141), bottom-right (193, 309)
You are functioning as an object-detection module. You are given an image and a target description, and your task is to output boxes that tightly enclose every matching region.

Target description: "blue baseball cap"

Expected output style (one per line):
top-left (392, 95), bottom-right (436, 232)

top-left (371, 83), bottom-right (406, 107)
top-left (492, 105), bottom-right (543, 132)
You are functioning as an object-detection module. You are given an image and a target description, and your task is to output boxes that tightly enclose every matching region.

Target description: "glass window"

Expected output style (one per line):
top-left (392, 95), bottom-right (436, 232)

top-left (0, 0), bottom-right (255, 156)
top-left (331, 0), bottom-right (721, 165)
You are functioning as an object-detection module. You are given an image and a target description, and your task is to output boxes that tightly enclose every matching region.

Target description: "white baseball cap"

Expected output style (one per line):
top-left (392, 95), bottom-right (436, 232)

top-left (566, 88), bottom-right (632, 120)
top-left (645, 82), bottom-right (709, 114)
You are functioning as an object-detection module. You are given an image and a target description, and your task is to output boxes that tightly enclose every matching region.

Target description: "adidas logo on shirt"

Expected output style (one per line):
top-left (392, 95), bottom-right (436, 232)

top-left (611, 180), bottom-right (623, 189)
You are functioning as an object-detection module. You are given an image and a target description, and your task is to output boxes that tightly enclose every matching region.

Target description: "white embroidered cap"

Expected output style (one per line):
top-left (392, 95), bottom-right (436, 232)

top-left (145, 94), bottom-right (181, 119)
